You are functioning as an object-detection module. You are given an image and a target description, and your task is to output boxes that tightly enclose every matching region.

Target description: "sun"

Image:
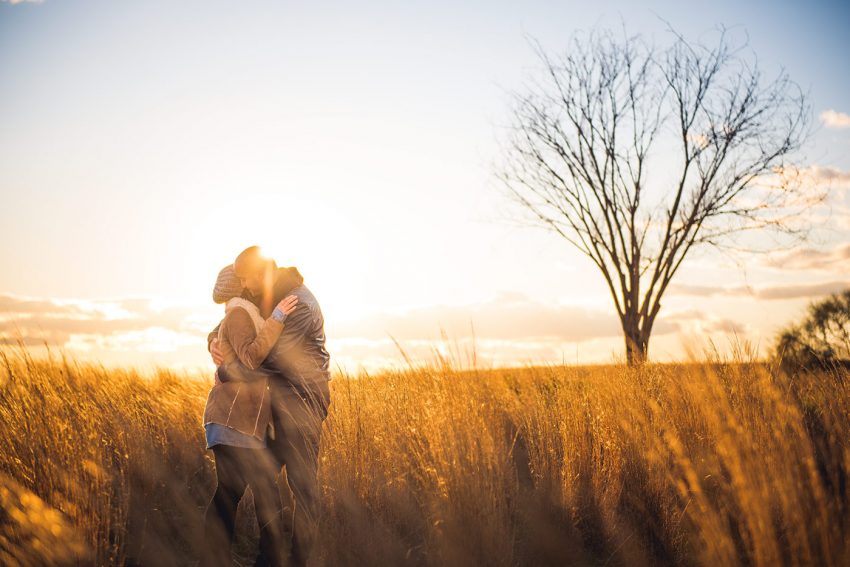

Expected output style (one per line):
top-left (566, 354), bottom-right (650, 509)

top-left (186, 194), bottom-right (370, 322)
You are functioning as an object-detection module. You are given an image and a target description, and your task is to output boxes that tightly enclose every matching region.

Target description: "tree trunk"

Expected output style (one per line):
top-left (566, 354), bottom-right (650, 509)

top-left (623, 317), bottom-right (649, 366)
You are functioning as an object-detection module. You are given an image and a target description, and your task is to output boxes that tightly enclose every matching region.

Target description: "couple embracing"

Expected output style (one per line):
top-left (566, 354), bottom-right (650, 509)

top-left (200, 246), bottom-right (331, 567)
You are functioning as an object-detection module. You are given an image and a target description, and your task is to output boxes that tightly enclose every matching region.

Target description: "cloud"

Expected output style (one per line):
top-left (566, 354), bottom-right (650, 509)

top-left (0, 293), bottom-right (216, 349)
top-left (761, 165), bottom-right (850, 235)
top-left (764, 243), bottom-right (850, 273)
top-left (0, 291), bottom-right (677, 370)
top-left (333, 307), bottom-right (747, 371)
top-left (665, 309), bottom-right (747, 335)
top-left (755, 282), bottom-right (849, 299)
top-left (801, 165), bottom-right (850, 187)
top-left (771, 165), bottom-right (850, 198)
top-left (321, 292), bottom-right (723, 370)
top-left (820, 110), bottom-right (850, 129)
top-left (0, 0), bottom-right (43, 4)
top-left (668, 284), bottom-right (733, 298)
top-left (670, 279), bottom-right (849, 300)
top-left (702, 318), bottom-right (747, 334)
top-left (1, 291), bottom-right (649, 349)
top-left (331, 291), bottom-right (683, 342)
top-left (66, 328), bottom-right (203, 354)
top-left (0, 290), bottom-right (757, 370)
top-left (0, 295), bottom-right (87, 316)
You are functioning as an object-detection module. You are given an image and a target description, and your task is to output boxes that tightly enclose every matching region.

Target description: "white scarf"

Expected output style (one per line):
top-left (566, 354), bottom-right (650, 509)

top-left (224, 297), bottom-right (265, 333)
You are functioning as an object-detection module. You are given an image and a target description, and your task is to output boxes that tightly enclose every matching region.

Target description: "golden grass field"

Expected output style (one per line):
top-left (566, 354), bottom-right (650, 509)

top-left (1, 344), bottom-right (848, 566)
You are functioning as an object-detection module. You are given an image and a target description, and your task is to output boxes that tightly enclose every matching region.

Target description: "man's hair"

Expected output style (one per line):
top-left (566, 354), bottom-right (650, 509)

top-left (234, 246), bottom-right (277, 276)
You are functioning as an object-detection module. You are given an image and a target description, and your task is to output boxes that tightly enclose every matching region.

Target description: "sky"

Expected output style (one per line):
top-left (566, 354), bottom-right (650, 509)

top-left (1, 0), bottom-right (849, 375)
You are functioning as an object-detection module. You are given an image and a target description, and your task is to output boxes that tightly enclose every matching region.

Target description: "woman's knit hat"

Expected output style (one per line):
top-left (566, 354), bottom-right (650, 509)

top-left (213, 264), bottom-right (243, 304)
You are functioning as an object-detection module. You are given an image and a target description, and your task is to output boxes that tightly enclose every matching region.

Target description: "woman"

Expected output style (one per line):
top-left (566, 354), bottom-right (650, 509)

top-left (200, 264), bottom-right (298, 567)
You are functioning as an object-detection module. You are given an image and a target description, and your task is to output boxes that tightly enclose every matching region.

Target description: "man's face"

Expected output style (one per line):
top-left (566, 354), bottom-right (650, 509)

top-left (236, 269), bottom-right (264, 296)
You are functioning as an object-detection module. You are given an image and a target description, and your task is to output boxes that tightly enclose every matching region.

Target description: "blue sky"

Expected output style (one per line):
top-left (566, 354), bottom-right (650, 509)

top-left (1, 0), bottom-right (848, 372)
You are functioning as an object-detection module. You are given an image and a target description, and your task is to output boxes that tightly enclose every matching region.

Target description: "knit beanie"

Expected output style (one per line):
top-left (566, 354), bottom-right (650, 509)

top-left (213, 265), bottom-right (243, 304)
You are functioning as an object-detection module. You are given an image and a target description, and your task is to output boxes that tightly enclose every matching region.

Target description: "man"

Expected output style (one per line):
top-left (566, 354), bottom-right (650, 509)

top-left (208, 246), bottom-right (332, 567)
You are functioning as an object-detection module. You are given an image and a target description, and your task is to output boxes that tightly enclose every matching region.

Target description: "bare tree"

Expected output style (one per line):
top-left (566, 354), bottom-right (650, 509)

top-left (498, 27), bottom-right (814, 365)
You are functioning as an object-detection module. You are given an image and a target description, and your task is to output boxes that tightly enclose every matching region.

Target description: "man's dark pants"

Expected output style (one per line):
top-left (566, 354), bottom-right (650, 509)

top-left (200, 444), bottom-right (286, 567)
top-left (267, 379), bottom-right (331, 567)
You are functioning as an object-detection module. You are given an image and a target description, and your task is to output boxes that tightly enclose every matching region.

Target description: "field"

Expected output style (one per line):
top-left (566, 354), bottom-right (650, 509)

top-left (1, 345), bottom-right (848, 566)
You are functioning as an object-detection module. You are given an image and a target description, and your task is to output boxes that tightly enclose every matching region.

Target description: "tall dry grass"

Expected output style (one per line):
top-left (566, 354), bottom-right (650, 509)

top-left (1, 344), bottom-right (848, 566)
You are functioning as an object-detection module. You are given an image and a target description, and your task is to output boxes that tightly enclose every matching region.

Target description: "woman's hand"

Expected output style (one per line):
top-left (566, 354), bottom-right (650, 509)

top-left (275, 295), bottom-right (299, 316)
top-left (210, 338), bottom-right (224, 365)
